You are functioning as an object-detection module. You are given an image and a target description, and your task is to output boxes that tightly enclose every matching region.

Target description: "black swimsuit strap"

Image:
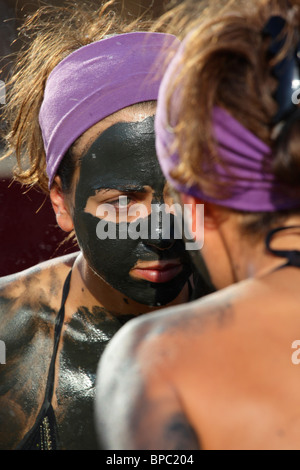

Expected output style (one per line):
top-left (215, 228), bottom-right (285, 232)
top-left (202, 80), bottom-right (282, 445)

top-left (44, 269), bottom-right (72, 407)
top-left (16, 269), bottom-right (72, 450)
top-left (265, 226), bottom-right (300, 269)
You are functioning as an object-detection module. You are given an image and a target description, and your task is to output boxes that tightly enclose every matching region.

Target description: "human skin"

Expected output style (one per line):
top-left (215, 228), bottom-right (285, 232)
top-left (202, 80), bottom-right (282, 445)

top-left (0, 107), bottom-right (194, 450)
top-left (51, 106), bottom-right (193, 317)
top-left (73, 116), bottom-right (192, 307)
top-left (96, 197), bottom-right (300, 450)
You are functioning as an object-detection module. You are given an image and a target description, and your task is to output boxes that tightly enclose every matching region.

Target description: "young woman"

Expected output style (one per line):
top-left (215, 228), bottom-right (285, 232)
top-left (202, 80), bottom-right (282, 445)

top-left (96, 0), bottom-right (300, 450)
top-left (0, 2), bottom-right (207, 450)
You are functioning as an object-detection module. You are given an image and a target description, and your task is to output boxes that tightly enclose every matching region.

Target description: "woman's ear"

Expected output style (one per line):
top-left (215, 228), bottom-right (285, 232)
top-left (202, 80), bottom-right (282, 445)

top-left (180, 193), bottom-right (224, 231)
top-left (50, 176), bottom-right (74, 232)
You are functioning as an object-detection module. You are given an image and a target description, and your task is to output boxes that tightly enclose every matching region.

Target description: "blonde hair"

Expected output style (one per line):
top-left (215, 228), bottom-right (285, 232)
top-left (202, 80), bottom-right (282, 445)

top-left (158, 0), bottom-right (300, 236)
top-left (161, 0), bottom-right (300, 190)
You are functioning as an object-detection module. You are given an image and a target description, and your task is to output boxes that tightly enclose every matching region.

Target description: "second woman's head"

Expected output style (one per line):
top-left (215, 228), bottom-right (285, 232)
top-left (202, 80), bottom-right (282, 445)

top-left (155, 0), bottom-right (300, 289)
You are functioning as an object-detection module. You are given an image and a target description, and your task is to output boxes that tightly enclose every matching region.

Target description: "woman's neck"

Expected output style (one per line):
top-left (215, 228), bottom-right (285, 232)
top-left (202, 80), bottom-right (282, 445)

top-left (234, 220), bottom-right (300, 282)
top-left (65, 253), bottom-right (190, 320)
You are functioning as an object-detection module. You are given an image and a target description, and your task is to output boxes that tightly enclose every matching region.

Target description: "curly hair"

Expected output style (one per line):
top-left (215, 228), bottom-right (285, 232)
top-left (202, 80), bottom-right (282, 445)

top-left (157, 0), bottom-right (300, 237)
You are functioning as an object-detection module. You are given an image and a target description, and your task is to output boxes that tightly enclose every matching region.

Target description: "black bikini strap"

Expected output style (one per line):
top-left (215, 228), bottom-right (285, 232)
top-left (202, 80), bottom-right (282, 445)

top-left (44, 269), bottom-right (72, 406)
top-left (265, 226), bottom-right (300, 268)
top-left (16, 269), bottom-right (72, 450)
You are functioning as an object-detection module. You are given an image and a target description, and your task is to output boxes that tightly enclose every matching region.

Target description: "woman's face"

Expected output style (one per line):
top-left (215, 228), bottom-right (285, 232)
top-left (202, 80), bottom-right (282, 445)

top-left (69, 107), bottom-right (192, 307)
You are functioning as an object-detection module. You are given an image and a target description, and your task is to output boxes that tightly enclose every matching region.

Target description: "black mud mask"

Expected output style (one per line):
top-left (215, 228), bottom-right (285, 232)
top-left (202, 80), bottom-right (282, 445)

top-left (73, 116), bottom-right (192, 307)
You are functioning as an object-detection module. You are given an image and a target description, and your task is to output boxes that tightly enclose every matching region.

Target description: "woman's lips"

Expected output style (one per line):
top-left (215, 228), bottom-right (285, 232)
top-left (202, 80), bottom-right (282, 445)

top-left (130, 261), bottom-right (183, 283)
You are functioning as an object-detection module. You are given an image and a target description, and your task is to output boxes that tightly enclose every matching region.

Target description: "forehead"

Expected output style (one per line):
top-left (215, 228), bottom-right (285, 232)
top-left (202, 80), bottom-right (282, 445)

top-left (73, 104), bottom-right (157, 158)
top-left (77, 116), bottom-right (165, 193)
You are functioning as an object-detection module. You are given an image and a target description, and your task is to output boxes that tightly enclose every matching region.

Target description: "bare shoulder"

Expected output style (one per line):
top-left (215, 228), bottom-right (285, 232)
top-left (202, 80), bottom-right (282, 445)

top-left (96, 275), bottom-right (300, 450)
top-left (98, 274), bottom-right (290, 378)
top-left (0, 252), bottom-right (79, 340)
top-left (100, 272), bottom-right (300, 403)
top-left (96, 286), bottom-right (236, 409)
top-left (0, 251), bottom-right (78, 294)
top-left (100, 285), bottom-right (235, 360)
top-left (95, 281), bottom-right (237, 450)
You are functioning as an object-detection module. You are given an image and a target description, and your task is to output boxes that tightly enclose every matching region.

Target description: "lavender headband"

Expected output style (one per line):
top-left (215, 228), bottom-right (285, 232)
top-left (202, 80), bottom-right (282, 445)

top-left (39, 32), bottom-right (179, 187)
top-left (155, 43), bottom-right (300, 213)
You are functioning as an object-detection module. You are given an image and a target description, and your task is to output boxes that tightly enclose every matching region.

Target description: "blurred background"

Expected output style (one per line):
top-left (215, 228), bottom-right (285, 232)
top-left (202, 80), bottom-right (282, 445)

top-left (0, 0), bottom-right (172, 277)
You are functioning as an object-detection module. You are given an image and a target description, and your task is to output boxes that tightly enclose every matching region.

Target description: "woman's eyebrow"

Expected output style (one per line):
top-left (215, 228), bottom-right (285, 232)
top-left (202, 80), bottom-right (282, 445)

top-left (95, 185), bottom-right (147, 195)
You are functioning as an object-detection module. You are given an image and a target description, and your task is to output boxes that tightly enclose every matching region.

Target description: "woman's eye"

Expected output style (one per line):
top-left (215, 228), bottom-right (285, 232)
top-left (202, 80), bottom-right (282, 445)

top-left (119, 196), bottom-right (129, 207)
top-left (110, 196), bottom-right (132, 209)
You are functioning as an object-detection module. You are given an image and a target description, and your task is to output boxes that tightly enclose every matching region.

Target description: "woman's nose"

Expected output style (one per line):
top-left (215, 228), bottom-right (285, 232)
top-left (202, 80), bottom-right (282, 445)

top-left (144, 204), bottom-right (176, 251)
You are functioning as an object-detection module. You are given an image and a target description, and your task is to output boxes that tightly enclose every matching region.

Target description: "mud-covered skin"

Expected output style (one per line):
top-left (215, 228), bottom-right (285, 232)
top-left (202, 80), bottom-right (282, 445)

top-left (0, 253), bottom-right (125, 450)
top-left (54, 305), bottom-right (124, 449)
top-left (74, 117), bottom-right (192, 307)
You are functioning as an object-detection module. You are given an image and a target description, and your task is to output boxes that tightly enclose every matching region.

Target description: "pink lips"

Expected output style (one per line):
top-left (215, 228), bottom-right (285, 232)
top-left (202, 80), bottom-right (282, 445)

top-left (130, 261), bottom-right (183, 283)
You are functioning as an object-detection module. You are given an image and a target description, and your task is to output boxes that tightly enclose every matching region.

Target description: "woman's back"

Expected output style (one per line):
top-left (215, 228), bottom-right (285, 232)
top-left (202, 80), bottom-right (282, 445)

top-left (176, 267), bottom-right (300, 449)
top-left (124, 265), bottom-right (300, 450)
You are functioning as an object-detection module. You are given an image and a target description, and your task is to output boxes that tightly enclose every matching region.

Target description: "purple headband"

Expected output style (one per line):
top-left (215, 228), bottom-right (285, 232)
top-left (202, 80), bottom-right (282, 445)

top-left (39, 32), bottom-right (180, 187)
top-left (155, 43), bottom-right (300, 213)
